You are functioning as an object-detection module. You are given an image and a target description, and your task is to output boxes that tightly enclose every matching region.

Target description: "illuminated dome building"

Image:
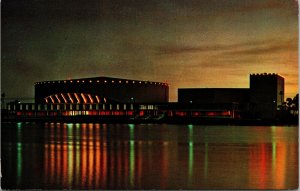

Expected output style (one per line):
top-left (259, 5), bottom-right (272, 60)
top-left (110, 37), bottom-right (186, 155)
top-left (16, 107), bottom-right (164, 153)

top-left (35, 76), bottom-right (169, 104)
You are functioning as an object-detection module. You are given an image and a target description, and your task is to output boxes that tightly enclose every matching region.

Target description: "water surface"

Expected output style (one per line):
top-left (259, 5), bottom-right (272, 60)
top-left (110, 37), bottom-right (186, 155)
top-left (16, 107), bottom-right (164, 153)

top-left (1, 122), bottom-right (298, 189)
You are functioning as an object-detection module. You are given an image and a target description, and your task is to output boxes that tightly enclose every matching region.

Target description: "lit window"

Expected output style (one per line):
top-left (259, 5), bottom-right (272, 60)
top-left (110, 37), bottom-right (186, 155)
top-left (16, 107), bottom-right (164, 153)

top-left (95, 95), bottom-right (100, 103)
top-left (55, 94), bottom-right (61, 103)
top-left (49, 96), bottom-right (55, 103)
top-left (74, 93), bottom-right (80, 103)
top-left (61, 93), bottom-right (67, 103)
top-left (87, 94), bottom-right (94, 103)
top-left (81, 93), bottom-right (87, 104)
top-left (67, 93), bottom-right (74, 104)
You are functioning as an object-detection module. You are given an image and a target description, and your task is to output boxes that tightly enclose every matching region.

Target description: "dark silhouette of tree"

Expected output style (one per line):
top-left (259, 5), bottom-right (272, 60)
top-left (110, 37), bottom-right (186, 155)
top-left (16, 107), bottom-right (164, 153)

top-left (286, 94), bottom-right (299, 116)
top-left (1, 93), bottom-right (5, 109)
top-left (286, 97), bottom-right (293, 110)
top-left (292, 94), bottom-right (299, 116)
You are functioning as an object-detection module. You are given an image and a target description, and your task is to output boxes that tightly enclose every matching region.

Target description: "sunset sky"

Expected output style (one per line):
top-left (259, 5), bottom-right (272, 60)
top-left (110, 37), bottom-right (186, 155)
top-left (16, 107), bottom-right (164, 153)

top-left (2, 0), bottom-right (298, 101)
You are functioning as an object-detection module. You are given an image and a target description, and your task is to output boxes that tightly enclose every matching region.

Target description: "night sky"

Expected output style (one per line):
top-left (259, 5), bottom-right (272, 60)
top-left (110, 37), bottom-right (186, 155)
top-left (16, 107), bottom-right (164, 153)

top-left (2, 0), bottom-right (298, 101)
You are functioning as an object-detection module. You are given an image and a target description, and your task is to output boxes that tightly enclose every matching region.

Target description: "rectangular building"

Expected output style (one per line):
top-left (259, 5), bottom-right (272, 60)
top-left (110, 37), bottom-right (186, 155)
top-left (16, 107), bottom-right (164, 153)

top-left (250, 73), bottom-right (284, 119)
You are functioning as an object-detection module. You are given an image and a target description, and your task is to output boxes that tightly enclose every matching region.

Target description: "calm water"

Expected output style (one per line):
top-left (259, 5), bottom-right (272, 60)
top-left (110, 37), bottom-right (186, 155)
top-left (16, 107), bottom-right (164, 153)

top-left (1, 122), bottom-right (298, 189)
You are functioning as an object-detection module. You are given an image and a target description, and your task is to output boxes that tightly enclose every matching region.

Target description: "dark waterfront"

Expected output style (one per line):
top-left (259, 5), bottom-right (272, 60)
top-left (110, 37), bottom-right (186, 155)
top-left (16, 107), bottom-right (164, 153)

top-left (1, 122), bottom-right (298, 189)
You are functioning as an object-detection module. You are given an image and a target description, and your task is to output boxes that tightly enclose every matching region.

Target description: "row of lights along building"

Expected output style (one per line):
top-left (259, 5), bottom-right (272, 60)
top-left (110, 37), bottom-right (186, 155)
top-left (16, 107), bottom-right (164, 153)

top-left (7, 73), bottom-right (284, 120)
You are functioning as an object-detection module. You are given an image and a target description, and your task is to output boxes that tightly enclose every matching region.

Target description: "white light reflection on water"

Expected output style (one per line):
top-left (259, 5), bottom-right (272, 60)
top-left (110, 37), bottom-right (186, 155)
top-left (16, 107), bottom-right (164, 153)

top-left (128, 124), bottom-right (135, 189)
top-left (188, 124), bottom-right (194, 188)
top-left (16, 122), bottom-right (22, 187)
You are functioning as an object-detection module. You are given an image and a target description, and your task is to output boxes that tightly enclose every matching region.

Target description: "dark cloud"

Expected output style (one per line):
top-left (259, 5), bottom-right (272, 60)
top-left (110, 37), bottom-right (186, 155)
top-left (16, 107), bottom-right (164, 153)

top-left (224, 40), bottom-right (297, 56)
top-left (156, 39), bottom-right (296, 55)
top-left (232, 0), bottom-right (297, 13)
top-left (2, 0), bottom-right (169, 23)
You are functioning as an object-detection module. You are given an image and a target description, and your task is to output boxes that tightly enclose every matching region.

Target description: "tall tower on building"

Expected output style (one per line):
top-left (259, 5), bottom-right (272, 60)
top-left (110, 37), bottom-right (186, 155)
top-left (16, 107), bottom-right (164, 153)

top-left (250, 73), bottom-right (284, 119)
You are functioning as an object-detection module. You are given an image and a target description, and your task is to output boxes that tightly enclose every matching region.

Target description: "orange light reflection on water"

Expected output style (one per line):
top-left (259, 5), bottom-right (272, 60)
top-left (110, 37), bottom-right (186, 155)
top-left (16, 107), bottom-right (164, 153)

top-left (248, 127), bottom-right (292, 189)
top-left (42, 124), bottom-right (297, 190)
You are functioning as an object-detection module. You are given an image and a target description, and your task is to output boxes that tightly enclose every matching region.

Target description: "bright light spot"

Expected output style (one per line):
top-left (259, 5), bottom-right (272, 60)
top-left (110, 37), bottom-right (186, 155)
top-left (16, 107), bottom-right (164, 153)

top-left (67, 123), bottom-right (73, 129)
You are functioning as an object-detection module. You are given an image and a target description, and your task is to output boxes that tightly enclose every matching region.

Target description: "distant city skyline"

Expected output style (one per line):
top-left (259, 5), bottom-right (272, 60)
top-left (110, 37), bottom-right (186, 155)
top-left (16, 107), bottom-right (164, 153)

top-left (2, 0), bottom-right (298, 101)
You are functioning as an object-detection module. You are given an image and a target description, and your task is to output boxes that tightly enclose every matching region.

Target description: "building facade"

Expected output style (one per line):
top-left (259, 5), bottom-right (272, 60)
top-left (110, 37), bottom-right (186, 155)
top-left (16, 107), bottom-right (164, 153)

top-left (35, 77), bottom-right (169, 104)
top-left (5, 73), bottom-right (285, 120)
top-left (178, 73), bottom-right (285, 119)
top-left (178, 88), bottom-right (250, 104)
top-left (250, 73), bottom-right (284, 119)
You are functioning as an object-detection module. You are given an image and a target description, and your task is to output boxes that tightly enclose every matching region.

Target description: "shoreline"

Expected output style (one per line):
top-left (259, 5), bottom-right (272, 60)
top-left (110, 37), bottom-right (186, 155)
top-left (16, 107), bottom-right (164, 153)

top-left (2, 116), bottom-right (298, 126)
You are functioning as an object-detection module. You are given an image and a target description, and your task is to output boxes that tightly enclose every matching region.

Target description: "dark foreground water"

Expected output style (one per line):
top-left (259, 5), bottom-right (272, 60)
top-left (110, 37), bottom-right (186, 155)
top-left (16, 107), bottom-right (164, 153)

top-left (1, 122), bottom-right (298, 189)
